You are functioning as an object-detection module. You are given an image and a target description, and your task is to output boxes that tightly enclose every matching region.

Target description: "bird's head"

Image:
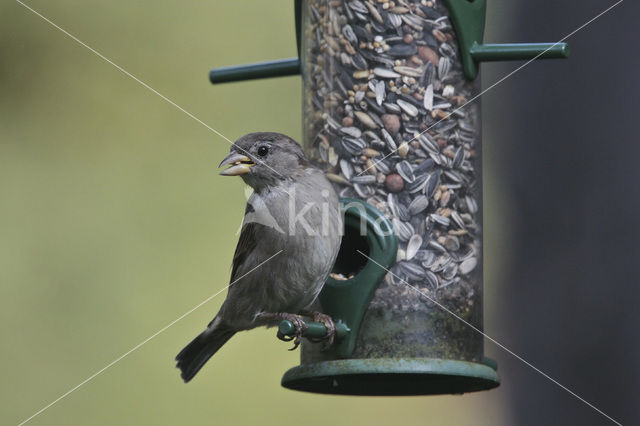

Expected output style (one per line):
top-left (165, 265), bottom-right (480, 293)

top-left (218, 132), bottom-right (310, 190)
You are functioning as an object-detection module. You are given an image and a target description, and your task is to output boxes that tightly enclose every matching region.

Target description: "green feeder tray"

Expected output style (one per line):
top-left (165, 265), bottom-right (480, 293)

top-left (282, 357), bottom-right (499, 396)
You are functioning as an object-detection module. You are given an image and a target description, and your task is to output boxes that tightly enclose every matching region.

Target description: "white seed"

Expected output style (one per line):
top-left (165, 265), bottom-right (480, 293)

top-left (459, 257), bottom-right (477, 275)
top-left (393, 65), bottom-right (423, 77)
top-left (374, 80), bottom-right (386, 105)
top-left (443, 84), bottom-right (455, 97)
top-left (373, 67), bottom-right (401, 79)
top-left (397, 99), bottom-right (419, 117)
top-left (396, 248), bottom-right (406, 262)
top-left (423, 84), bottom-right (434, 111)
top-left (406, 234), bottom-right (422, 261)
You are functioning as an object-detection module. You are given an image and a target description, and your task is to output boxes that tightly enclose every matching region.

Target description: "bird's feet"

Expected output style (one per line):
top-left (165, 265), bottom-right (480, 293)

top-left (300, 311), bottom-right (336, 348)
top-left (258, 312), bottom-right (308, 351)
top-left (277, 314), bottom-right (308, 351)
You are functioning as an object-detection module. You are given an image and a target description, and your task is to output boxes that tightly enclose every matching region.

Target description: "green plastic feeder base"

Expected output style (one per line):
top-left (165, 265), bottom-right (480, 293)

top-left (281, 358), bottom-right (499, 396)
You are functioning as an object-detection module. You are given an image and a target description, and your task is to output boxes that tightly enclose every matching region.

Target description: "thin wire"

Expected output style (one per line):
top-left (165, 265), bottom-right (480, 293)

top-left (16, 250), bottom-right (283, 426)
top-left (358, 251), bottom-right (622, 426)
top-left (358, 0), bottom-right (624, 176)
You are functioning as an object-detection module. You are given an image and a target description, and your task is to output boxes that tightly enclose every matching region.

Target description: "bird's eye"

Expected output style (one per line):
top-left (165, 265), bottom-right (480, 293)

top-left (257, 145), bottom-right (269, 157)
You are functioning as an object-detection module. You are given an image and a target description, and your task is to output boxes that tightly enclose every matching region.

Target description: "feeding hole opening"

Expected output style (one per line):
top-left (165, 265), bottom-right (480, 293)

top-left (331, 222), bottom-right (370, 280)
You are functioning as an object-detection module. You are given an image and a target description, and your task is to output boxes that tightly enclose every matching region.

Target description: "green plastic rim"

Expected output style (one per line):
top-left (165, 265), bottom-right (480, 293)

top-left (282, 358), bottom-right (500, 396)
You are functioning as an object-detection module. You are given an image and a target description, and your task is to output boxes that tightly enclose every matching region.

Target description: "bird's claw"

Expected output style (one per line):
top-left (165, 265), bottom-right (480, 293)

top-left (303, 311), bottom-right (337, 349)
top-left (275, 314), bottom-right (308, 351)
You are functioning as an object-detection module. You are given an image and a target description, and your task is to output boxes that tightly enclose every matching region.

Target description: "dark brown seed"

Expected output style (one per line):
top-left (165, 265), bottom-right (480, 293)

top-left (381, 114), bottom-right (401, 135)
top-left (418, 46), bottom-right (439, 66)
top-left (385, 174), bottom-right (404, 193)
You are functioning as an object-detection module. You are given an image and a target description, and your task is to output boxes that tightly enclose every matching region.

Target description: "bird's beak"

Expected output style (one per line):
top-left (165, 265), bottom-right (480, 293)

top-left (218, 151), bottom-right (255, 176)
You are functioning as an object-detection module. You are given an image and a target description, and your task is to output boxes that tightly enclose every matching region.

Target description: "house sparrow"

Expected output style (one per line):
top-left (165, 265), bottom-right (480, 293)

top-left (175, 132), bottom-right (342, 382)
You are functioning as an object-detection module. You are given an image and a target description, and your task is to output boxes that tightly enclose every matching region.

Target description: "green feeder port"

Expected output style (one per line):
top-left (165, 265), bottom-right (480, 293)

top-left (278, 200), bottom-right (498, 395)
top-left (208, 0), bottom-right (567, 396)
top-left (296, 198), bottom-right (398, 360)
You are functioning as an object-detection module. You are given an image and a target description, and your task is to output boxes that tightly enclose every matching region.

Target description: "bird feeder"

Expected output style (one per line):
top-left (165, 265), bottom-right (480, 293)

top-left (210, 0), bottom-right (567, 395)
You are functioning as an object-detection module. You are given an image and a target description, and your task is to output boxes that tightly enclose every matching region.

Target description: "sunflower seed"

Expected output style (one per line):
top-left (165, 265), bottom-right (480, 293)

top-left (393, 66), bottom-right (423, 78)
top-left (425, 270), bottom-right (439, 289)
top-left (444, 235), bottom-right (460, 251)
top-left (408, 195), bottom-right (429, 214)
top-left (383, 102), bottom-right (402, 113)
top-left (431, 214), bottom-right (450, 227)
top-left (406, 234), bottom-right (422, 261)
top-left (450, 210), bottom-right (465, 229)
top-left (401, 14), bottom-right (424, 31)
top-left (352, 175), bottom-right (377, 185)
top-left (392, 218), bottom-right (414, 242)
top-left (428, 240), bottom-right (447, 253)
top-left (465, 195), bottom-right (478, 214)
top-left (442, 261), bottom-right (457, 280)
top-left (354, 183), bottom-right (375, 197)
top-left (342, 24), bottom-right (357, 44)
top-left (424, 84), bottom-right (434, 111)
top-left (424, 172), bottom-right (440, 197)
top-left (387, 44), bottom-right (417, 57)
top-left (397, 99), bottom-right (419, 117)
top-left (438, 56), bottom-right (451, 79)
top-left (347, 1), bottom-right (367, 14)
top-left (339, 159), bottom-right (354, 180)
top-left (374, 80), bottom-right (386, 105)
top-left (340, 126), bottom-right (362, 138)
top-left (373, 67), bottom-right (401, 79)
top-left (459, 257), bottom-right (477, 275)
top-left (380, 128), bottom-right (397, 151)
top-left (341, 137), bottom-right (366, 155)
top-left (452, 146), bottom-right (464, 168)
top-left (418, 250), bottom-right (437, 268)
top-left (387, 12), bottom-right (402, 28)
top-left (399, 261), bottom-right (426, 280)
top-left (395, 160), bottom-right (415, 183)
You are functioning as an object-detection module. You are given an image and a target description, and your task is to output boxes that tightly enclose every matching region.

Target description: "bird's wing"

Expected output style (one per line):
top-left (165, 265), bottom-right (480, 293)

top-left (209, 219), bottom-right (260, 327)
top-left (230, 219), bottom-right (260, 282)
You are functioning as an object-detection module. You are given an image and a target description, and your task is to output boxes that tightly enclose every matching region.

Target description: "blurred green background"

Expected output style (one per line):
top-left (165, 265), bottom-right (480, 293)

top-left (0, 1), bottom-right (518, 425)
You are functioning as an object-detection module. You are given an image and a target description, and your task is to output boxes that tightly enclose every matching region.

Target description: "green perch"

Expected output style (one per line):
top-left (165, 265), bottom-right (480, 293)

top-left (278, 320), bottom-right (351, 341)
top-left (470, 42), bottom-right (569, 62)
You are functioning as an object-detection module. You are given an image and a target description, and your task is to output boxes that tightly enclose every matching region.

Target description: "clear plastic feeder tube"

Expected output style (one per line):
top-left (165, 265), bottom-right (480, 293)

top-left (301, 0), bottom-right (483, 363)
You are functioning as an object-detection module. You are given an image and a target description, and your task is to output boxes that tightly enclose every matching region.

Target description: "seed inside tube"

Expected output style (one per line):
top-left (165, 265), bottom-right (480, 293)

top-left (303, 0), bottom-right (483, 360)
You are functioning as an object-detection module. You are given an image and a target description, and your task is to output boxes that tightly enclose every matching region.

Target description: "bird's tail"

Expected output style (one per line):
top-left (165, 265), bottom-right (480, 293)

top-left (175, 325), bottom-right (235, 382)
